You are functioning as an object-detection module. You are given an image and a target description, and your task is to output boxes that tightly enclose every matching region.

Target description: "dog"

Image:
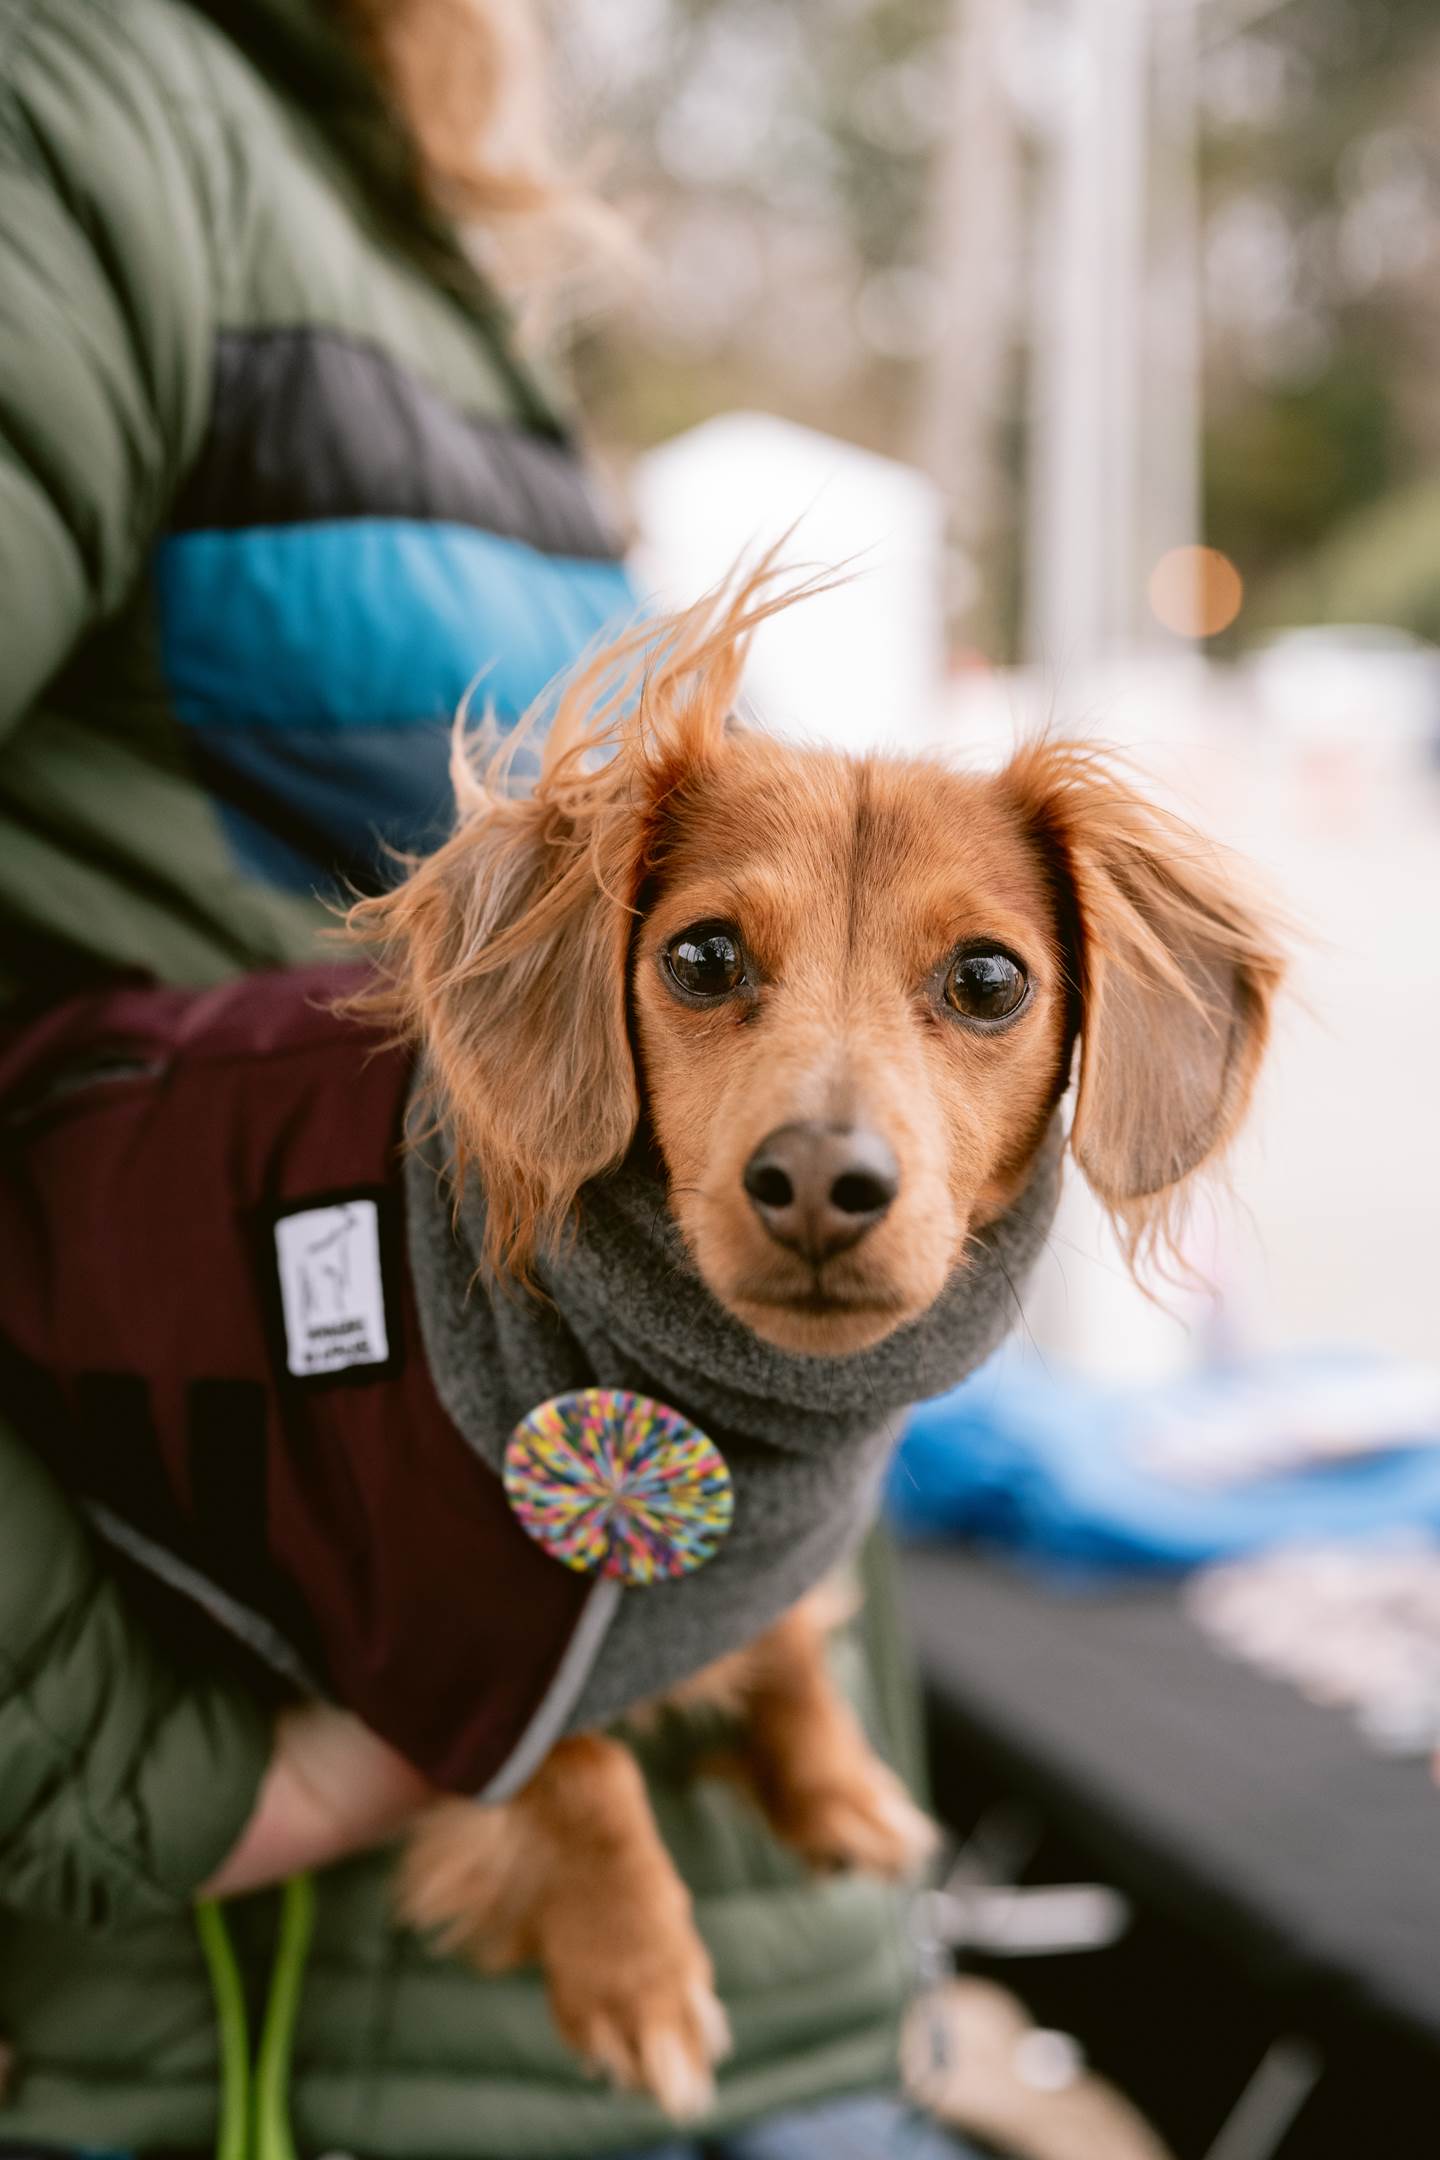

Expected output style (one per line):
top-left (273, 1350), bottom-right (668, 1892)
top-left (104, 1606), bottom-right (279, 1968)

top-left (334, 560), bottom-right (1284, 2116)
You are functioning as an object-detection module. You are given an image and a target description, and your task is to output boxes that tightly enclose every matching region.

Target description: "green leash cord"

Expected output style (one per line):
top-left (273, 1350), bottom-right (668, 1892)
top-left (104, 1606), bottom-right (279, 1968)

top-left (195, 1899), bottom-right (250, 2160)
top-left (254, 1872), bottom-right (317, 2160)
top-left (195, 1875), bottom-right (317, 2160)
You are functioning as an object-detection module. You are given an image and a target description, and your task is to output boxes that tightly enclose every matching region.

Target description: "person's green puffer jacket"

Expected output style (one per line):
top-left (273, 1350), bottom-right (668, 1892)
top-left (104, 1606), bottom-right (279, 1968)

top-left (0, 0), bottom-right (923, 2150)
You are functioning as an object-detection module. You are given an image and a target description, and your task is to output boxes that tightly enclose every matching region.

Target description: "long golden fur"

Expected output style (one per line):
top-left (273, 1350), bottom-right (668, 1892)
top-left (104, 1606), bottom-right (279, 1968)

top-left (346, 562), bottom-right (1284, 2116)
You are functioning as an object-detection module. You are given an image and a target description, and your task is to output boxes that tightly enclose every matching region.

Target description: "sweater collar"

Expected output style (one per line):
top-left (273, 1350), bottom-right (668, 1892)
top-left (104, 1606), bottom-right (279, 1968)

top-left (432, 1118), bottom-right (1065, 1458)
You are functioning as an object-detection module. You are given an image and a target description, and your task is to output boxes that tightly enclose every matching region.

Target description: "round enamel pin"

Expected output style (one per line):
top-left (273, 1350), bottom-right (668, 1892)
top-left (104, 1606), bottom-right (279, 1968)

top-left (503, 1388), bottom-right (733, 1586)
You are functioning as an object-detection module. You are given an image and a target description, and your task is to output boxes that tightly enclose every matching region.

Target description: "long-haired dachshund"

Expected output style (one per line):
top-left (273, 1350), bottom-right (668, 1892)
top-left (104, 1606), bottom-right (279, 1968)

top-left (341, 560), bottom-right (1283, 2116)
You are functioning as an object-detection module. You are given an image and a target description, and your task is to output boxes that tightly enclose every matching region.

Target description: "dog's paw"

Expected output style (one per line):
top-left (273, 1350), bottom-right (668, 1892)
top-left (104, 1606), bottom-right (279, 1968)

top-left (395, 1800), bottom-right (535, 1971)
top-left (767, 1756), bottom-right (939, 1878)
top-left (550, 1933), bottom-right (731, 2120)
top-left (398, 1773), bottom-right (730, 2119)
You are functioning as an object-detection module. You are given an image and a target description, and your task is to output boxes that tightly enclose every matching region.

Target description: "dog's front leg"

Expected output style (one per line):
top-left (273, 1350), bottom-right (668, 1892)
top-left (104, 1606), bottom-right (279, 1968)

top-left (397, 1733), bottom-right (730, 2119)
top-left (730, 1594), bottom-right (938, 1878)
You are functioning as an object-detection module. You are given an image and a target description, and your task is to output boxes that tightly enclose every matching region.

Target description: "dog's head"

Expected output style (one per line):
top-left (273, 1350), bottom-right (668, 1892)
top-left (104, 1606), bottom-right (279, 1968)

top-left (354, 566), bottom-right (1283, 1356)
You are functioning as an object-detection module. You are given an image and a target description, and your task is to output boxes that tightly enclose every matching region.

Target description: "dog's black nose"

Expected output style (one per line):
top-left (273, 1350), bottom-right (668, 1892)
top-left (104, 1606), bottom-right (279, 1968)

top-left (742, 1123), bottom-right (900, 1263)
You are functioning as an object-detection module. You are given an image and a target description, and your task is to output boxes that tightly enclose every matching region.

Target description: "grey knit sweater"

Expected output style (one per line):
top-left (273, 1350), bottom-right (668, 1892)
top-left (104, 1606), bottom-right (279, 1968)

top-left (407, 1118), bottom-right (1062, 1755)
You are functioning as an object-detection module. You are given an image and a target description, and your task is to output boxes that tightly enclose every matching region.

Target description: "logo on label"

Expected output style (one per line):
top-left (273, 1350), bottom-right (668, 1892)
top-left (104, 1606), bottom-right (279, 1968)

top-left (273, 1199), bottom-right (389, 1377)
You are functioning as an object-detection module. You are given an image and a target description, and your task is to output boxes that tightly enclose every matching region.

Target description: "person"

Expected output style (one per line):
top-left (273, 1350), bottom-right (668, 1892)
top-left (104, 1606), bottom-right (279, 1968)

top-left (0, 1), bottom-right (962, 2152)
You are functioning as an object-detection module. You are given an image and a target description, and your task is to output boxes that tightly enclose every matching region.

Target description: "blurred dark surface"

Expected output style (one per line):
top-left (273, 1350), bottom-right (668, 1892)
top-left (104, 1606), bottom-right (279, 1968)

top-left (904, 1544), bottom-right (1440, 2159)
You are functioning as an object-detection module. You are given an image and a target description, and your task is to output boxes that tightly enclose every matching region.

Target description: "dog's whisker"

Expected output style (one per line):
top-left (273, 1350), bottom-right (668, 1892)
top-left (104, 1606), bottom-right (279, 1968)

top-left (990, 1250), bottom-right (1047, 1375)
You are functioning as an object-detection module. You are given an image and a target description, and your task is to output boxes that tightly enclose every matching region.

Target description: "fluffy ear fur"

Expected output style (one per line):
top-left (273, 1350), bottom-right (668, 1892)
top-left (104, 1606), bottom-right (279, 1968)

top-left (1003, 743), bottom-right (1286, 1256)
top-left (348, 763), bottom-right (641, 1283)
top-left (347, 556), bottom-right (824, 1279)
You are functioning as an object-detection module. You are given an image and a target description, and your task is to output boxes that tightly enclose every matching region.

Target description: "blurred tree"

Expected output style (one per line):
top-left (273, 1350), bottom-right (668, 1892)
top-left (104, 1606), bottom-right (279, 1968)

top-left (556, 0), bottom-right (1440, 650)
top-left (557, 0), bottom-right (951, 456)
top-left (1199, 0), bottom-right (1440, 632)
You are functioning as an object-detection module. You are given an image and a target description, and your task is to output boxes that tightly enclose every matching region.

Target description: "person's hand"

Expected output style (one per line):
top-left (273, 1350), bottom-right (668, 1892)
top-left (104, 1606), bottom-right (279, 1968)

top-left (198, 1702), bottom-right (432, 1899)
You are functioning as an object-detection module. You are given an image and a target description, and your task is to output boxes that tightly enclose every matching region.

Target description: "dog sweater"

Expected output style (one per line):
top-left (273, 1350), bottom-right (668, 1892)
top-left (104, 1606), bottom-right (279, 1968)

top-left (0, 965), bottom-right (1061, 1797)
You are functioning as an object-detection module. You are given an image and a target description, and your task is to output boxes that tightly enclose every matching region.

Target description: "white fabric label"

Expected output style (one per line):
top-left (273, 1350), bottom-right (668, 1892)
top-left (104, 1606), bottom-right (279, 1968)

top-left (273, 1199), bottom-right (389, 1377)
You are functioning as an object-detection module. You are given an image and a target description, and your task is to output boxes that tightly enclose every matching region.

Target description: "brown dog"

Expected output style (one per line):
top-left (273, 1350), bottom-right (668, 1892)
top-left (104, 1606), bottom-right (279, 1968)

top-left (352, 562), bottom-right (1283, 2117)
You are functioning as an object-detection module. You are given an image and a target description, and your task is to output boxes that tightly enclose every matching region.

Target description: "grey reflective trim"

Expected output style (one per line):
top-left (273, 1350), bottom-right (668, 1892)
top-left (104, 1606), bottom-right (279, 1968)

top-left (477, 1577), bottom-right (623, 1802)
top-left (88, 1505), bottom-right (322, 1696)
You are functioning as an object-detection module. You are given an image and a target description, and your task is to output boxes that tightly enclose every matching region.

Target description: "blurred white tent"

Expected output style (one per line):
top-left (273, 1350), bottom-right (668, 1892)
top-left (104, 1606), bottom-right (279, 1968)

top-left (631, 411), bottom-right (945, 753)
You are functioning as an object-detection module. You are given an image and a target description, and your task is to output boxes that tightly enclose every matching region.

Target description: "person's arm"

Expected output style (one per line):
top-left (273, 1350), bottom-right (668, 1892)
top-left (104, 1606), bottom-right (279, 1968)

top-left (199, 1703), bottom-right (433, 1899)
top-left (0, 0), bottom-right (214, 735)
top-left (0, 4), bottom-right (267, 1924)
top-left (0, 1413), bottom-right (435, 1920)
top-left (0, 1415), bottom-right (273, 1922)
top-left (0, 15), bottom-right (438, 1902)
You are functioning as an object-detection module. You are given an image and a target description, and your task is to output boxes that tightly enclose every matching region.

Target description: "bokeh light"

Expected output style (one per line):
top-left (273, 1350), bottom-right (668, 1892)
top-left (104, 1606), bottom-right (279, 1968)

top-left (1147, 545), bottom-right (1245, 638)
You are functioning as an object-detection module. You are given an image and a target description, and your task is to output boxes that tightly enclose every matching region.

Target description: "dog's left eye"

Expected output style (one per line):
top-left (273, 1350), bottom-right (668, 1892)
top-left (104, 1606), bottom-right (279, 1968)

top-left (944, 946), bottom-right (1029, 1024)
top-left (665, 922), bottom-right (747, 999)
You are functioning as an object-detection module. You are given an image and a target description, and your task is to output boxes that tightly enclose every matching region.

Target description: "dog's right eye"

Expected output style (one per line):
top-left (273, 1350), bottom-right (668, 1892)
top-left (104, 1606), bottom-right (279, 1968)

top-left (664, 923), bottom-right (747, 1000)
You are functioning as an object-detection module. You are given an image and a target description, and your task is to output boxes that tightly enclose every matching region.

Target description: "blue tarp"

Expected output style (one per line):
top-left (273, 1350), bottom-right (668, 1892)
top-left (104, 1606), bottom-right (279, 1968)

top-left (885, 1351), bottom-right (1440, 1576)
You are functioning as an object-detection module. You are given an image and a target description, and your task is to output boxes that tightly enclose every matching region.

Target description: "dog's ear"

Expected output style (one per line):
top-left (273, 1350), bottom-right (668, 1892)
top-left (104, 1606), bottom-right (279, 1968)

top-left (350, 763), bottom-right (644, 1281)
top-left (1004, 744), bottom-right (1285, 1236)
top-left (349, 558), bottom-right (814, 1278)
